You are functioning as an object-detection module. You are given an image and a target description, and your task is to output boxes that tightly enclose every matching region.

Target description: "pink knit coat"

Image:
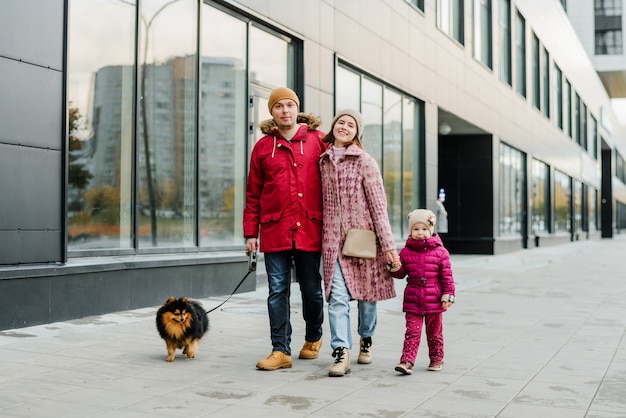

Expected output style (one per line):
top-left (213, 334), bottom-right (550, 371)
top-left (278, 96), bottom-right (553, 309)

top-left (319, 144), bottom-right (396, 302)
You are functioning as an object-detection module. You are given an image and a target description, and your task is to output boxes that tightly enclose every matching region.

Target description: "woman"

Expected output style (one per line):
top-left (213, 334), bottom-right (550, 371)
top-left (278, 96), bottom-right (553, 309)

top-left (319, 109), bottom-right (400, 377)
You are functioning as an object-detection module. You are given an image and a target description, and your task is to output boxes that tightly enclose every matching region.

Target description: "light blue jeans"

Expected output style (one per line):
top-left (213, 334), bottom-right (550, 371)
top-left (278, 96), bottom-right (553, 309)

top-left (328, 259), bottom-right (377, 349)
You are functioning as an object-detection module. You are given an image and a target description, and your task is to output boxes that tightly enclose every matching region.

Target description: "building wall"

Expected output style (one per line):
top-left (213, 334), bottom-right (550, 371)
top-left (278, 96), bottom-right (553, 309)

top-left (0, 0), bottom-right (66, 264)
top-left (2, 0), bottom-right (626, 330)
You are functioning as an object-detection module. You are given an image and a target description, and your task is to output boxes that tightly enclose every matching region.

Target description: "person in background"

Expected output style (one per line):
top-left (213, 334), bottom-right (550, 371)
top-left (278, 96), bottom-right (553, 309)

top-left (243, 87), bottom-right (325, 371)
top-left (435, 189), bottom-right (448, 238)
top-left (319, 109), bottom-right (400, 377)
top-left (391, 209), bottom-right (455, 375)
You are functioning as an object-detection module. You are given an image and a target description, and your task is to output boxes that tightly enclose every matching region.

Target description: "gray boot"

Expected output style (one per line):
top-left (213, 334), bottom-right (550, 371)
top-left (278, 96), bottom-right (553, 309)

top-left (329, 347), bottom-right (350, 377)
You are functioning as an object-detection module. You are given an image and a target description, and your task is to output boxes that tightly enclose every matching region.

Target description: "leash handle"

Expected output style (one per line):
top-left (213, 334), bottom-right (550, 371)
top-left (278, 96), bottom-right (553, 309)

top-left (206, 252), bottom-right (256, 314)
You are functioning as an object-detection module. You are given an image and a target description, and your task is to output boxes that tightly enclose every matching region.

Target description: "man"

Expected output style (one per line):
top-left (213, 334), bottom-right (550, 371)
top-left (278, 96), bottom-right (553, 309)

top-left (243, 87), bottom-right (325, 370)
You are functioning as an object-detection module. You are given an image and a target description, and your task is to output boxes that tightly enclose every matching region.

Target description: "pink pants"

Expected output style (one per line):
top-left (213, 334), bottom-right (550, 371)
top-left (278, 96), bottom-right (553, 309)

top-left (400, 312), bottom-right (444, 365)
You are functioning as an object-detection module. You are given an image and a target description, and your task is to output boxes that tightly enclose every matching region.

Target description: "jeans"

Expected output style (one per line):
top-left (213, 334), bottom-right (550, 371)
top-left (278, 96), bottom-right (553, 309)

top-left (264, 250), bottom-right (324, 356)
top-left (328, 260), bottom-right (377, 350)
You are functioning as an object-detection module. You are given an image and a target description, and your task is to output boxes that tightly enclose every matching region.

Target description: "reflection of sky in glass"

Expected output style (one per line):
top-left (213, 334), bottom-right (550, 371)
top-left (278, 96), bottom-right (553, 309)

top-left (140, 0), bottom-right (196, 64)
top-left (69, 0), bottom-right (135, 127)
top-left (249, 26), bottom-right (287, 87)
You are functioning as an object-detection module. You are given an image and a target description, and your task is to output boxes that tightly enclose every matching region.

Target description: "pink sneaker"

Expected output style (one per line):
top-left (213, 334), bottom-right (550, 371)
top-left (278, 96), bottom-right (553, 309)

top-left (394, 362), bottom-right (413, 375)
top-left (427, 360), bottom-right (444, 371)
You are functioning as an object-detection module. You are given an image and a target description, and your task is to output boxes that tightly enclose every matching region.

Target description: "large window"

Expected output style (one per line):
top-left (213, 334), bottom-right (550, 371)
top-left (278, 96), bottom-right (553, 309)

top-left (438, 0), bottom-right (464, 44)
top-left (566, 80), bottom-right (573, 138)
top-left (554, 170), bottom-right (571, 233)
top-left (587, 186), bottom-right (598, 232)
top-left (473, 0), bottom-right (493, 68)
top-left (543, 48), bottom-right (550, 118)
top-left (532, 33), bottom-right (540, 110)
top-left (575, 93), bottom-right (581, 146)
top-left (198, 6), bottom-right (247, 248)
top-left (68, 0), bottom-right (137, 251)
top-left (555, 65), bottom-right (563, 130)
top-left (595, 0), bottom-right (623, 54)
top-left (336, 65), bottom-right (424, 238)
top-left (499, 143), bottom-right (525, 237)
top-left (515, 12), bottom-right (526, 97)
top-left (407, 0), bottom-right (425, 12)
top-left (591, 115), bottom-right (598, 158)
top-left (68, 0), bottom-right (299, 253)
top-left (573, 180), bottom-right (582, 237)
top-left (531, 159), bottom-right (550, 235)
top-left (137, 0), bottom-right (198, 249)
top-left (499, 0), bottom-right (512, 85)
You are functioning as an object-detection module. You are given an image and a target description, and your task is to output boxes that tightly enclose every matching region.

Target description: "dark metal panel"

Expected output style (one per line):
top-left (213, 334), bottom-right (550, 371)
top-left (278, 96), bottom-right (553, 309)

top-left (50, 272), bottom-right (132, 322)
top-left (0, 259), bottom-right (251, 330)
top-left (0, 144), bottom-right (62, 230)
top-left (0, 60), bottom-right (63, 149)
top-left (0, 276), bottom-right (50, 329)
top-left (0, 230), bottom-right (63, 264)
top-left (0, 0), bottom-right (65, 69)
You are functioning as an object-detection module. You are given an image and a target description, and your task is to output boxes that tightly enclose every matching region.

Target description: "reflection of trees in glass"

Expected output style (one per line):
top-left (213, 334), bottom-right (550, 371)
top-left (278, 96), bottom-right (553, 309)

top-left (139, 0), bottom-right (182, 246)
top-left (68, 105), bottom-right (93, 212)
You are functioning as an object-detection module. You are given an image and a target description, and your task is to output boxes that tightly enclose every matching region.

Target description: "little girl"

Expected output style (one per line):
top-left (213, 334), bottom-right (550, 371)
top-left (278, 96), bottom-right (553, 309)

top-left (390, 209), bottom-right (455, 375)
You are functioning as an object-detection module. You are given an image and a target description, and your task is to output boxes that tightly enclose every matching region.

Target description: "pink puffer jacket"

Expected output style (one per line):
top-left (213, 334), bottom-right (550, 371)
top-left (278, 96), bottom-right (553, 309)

top-left (391, 234), bottom-right (455, 315)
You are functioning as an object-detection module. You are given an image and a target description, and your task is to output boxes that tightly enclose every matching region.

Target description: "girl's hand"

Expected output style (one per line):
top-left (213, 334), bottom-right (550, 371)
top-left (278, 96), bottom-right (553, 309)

top-left (442, 301), bottom-right (453, 309)
top-left (386, 250), bottom-right (400, 271)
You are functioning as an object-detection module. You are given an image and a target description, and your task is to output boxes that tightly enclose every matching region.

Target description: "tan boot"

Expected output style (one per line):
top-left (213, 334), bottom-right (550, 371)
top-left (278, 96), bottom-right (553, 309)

top-left (256, 351), bottom-right (292, 370)
top-left (299, 338), bottom-right (322, 359)
top-left (329, 347), bottom-right (350, 377)
top-left (357, 336), bottom-right (372, 364)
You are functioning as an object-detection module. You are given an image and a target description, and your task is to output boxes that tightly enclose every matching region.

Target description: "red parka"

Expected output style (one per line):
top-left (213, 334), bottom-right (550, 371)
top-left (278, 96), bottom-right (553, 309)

top-left (391, 234), bottom-right (455, 315)
top-left (243, 114), bottom-right (325, 253)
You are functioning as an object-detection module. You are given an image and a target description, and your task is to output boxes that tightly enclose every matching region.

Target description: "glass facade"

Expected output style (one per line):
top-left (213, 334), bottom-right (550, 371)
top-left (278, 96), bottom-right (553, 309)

top-left (335, 65), bottom-right (424, 238)
top-left (438, 0), bottom-right (465, 44)
top-left (532, 33), bottom-right (540, 110)
top-left (573, 180), bottom-right (583, 236)
top-left (554, 170), bottom-right (571, 233)
top-left (499, 0), bottom-right (512, 85)
top-left (566, 80), bottom-right (573, 138)
top-left (61, 0), bottom-right (613, 260)
top-left (587, 186), bottom-right (598, 232)
top-left (595, 0), bottom-right (623, 54)
top-left (515, 12), bottom-right (526, 97)
top-left (473, 0), bottom-right (493, 68)
top-left (68, 1), bottom-right (298, 253)
top-left (556, 65), bottom-right (563, 130)
top-left (499, 143), bottom-right (525, 237)
top-left (531, 159), bottom-right (550, 234)
top-left (543, 48), bottom-right (550, 118)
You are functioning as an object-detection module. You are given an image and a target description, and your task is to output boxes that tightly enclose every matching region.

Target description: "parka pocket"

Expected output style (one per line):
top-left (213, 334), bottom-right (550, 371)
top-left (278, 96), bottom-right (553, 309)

top-left (260, 211), bottom-right (282, 224)
top-left (306, 209), bottom-right (322, 221)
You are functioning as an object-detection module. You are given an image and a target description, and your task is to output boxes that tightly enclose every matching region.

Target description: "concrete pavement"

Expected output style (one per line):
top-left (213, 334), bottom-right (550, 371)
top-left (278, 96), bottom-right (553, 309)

top-left (1, 235), bottom-right (626, 417)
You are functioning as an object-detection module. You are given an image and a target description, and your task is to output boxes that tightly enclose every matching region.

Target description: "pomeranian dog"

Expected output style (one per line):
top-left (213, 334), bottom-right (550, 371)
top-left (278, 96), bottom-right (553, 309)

top-left (156, 296), bottom-right (209, 362)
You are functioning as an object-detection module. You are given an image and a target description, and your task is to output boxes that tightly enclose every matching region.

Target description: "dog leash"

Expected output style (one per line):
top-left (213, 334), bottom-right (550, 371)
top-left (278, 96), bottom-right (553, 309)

top-left (206, 252), bottom-right (257, 314)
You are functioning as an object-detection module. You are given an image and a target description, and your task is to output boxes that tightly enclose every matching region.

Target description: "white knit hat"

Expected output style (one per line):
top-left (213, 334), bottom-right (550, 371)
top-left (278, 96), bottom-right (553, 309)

top-left (408, 209), bottom-right (436, 234)
top-left (330, 109), bottom-right (363, 140)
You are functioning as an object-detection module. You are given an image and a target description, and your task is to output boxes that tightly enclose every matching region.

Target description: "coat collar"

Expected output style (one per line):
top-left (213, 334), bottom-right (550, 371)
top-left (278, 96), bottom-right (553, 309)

top-left (258, 113), bottom-right (322, 137)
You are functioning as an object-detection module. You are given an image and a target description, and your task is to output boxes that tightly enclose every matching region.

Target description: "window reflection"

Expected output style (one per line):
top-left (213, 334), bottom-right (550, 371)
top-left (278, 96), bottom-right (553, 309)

top-left (137, 0), bottom-right (197, 248)
top-left (383, 89), bottom-right (403, 237)
top-left (531, 159), bottom-right (549, 234)
top-left (554, 170), bottom-right (571, 233)
top-left (199, 5), bottom-right (247, 247)
top-left (499, 143), bottom-right (525, 236)
top-left (335, 65), bottom-right (424, 239)
top-left (68, 0), bottom-right (135, 250)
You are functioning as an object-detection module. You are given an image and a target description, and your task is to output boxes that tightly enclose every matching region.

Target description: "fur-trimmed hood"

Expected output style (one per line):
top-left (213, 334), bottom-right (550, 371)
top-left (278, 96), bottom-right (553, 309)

top-left (258, 113), bottom-right (322, 135)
